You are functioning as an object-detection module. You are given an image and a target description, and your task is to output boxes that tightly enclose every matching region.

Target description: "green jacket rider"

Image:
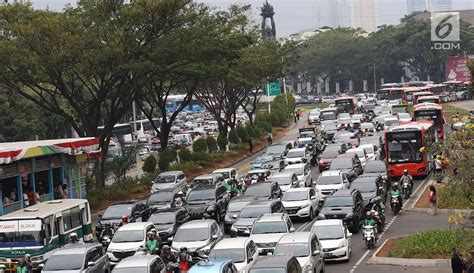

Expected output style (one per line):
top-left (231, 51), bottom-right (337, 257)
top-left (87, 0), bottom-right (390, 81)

top-left (145, 232), bottom-right (157, 254)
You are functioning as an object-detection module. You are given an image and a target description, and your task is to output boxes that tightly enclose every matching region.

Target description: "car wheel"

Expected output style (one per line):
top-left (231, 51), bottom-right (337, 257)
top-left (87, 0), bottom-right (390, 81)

top-left (215, 210), bottom-right (221, 223)
top-left (320, 262), bottom-right (325, 273)
top-left (309, 208), bottom-right (314, 221)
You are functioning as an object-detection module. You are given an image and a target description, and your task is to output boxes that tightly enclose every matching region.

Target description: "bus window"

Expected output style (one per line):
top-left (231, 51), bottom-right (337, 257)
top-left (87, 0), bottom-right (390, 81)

top-left (386, 132), bottom-right (423, 163)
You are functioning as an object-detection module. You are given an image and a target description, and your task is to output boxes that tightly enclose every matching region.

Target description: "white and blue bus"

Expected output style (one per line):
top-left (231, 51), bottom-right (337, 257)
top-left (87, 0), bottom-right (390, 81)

top-left (165, 95), bottom-right (205, 113)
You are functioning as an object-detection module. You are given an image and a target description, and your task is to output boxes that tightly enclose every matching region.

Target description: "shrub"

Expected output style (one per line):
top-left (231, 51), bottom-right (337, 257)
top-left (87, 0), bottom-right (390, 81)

top-left (206, 137), bottom-right (218, 152)
top-left (217, 134), bottom-right (228, 151)
top-left (256, 121), bottom-right (272, 133)
top-left (228, 129), bottom-right (240, 144)
top-left (438, 186), bottom-right (474, 209)
top-left (170, 162), bottom-right (202, 175)
top-left (245, 125), bottom-right (258, 138)
top-left (178, 148), bottom-right (192, 162)
top-left (158, 148), bottom-right (175, 172)
top-left (236, 125), bottom-right (249, 143)
top-left (142, 155), bottom-right (157, 173)
top-left (191, 152), bottom-right (214, 165)
top-left (192, 138), bottom-right (208, 153)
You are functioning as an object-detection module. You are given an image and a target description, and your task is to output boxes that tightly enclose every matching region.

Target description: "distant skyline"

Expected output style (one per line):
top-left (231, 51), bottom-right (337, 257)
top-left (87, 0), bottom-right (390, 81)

top-left (25, 0), bottom-right (474, 37)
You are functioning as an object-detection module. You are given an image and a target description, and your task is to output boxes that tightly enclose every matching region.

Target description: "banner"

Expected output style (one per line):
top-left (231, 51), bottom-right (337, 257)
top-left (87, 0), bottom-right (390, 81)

top-left (445, 56), bottom-right (471, 82)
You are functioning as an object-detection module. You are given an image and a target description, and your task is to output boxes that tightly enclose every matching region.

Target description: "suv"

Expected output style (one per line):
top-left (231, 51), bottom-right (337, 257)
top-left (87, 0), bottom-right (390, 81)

top-left (285, 148), bottom-right (310, 165)
top-left (317, 189), bottom-right (365, 233)
top-left (151, 171), bottom-right (187, 193)
top-left (308, 109), bottom-right (321, 125)
top-left (147, 207), bottom-right (191, 243)
top-left (212, 168), bottom-right (238, 182)
top-left (230, 200), bottom-right (285, 237)
top-left (268, 172), bottom-right (298, 192)
top-left (185, 185), bottom-right (230, 222)
top-left (96, 200), bottom-right (151, 238)
top-left (281, 163), bottom-right (312, 187)
top-left (190, 173), bottom-right (225, 189)
top-left (311, 219), bottom-right (352, 261)
top-left (147, 188), bottom-right (183, 210)
top-left (43, 244), bottom-right (109, 273)
top-left (250, 213), bottom-right (295, 255)
top-left (209, 238), bottom-right (259, 272)
top-left (107, 222), bottom-right (155, 265)
top-left (224, 196), bottom-right (255, 234)
top-left (244, 181), bottom-right (282, 201)
top-left (249, 256), bottom-right (301, 273)
top-left (315, 170), bottom-right (350, 200)
top-left (329, 157), bottom-right (360, 182)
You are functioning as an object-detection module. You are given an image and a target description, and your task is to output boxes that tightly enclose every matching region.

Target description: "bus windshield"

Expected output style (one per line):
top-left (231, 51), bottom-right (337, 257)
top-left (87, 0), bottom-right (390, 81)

top-left (0, 220), bottom-right (44, 247)
top-left (389, 90), bottom-right (404, 100)
top-left (414, 110), bottom-right (442, 125)
top-left (335, 99), bottom-right (354, 113)
top-left (386, 131), bottom-right (423, 164)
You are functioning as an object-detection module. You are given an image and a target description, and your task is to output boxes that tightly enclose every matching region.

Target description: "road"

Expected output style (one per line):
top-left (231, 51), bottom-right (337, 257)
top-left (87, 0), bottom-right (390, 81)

top-left (450, 100), bottom-right (474, 111)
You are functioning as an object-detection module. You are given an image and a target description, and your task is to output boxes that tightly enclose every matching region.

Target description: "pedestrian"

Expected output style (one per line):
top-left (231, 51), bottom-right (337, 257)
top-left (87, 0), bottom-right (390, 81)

top-left (3, 195), bottom-right (10, 206)
top-left (53, 181), bottom-right (64, 199)
top-left (451, 248), bottom-right (464, 273)
top-left (267, 132), bottom-right (273, 145)
top-left (178, 247), bottom-right (192, 273)
top-left (248, 137), bottom-right (253, 153)
top-left (9, 188), bottom-right (17, 202)
top-left (466, 250), bottom-right (474, 273)
top-left (61, 184), bottom-right (69, 199)
top-left (24, 254), bottom-right (32, 273)
top-left (26, 187), bottom-right (37, 206)
top-left (16, 259), bottom-right (27, 273)
top-left (293, 110), bottom-right (298, 123)
top-left (22, 188), bottom-right (29, 208)
top-left (428, 185), bottom-right (437, 216)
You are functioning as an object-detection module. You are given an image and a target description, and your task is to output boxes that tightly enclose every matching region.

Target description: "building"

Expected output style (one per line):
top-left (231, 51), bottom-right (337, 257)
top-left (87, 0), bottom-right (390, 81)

top-left (353, 0), bottom-right (378, 32)
top-left (0, 138), bottom-right (99, 215)
top-left (407, 0), bottom-right (453, 13)
top-left (413, 9), bottom-right (474, 25)
top-left (315, 0), bottom-right (377, 32)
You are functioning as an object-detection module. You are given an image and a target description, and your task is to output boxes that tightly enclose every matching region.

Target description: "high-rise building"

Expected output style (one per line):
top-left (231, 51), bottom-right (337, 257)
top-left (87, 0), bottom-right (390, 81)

top-left (353, 0), bottom-right (377, 32)
top-left (407, 0), bottom-right (452, 13)
top-left (407, 0), bottom-right (427, 13)
top-left (315, 0), bottom-right (352, 29)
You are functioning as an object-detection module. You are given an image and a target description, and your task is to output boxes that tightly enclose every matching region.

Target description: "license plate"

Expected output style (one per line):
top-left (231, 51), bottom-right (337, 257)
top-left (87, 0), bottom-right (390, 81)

top-left (324, 253), bottom-right (332, 258)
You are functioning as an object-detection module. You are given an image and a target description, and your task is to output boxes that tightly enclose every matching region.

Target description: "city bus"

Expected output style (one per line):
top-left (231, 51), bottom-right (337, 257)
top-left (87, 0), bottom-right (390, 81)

top-left (412, 91), bottom-right (433, 105)
top-left (334, 96), bottom-right (356, 115)
top-left (402, 87), bottom-right (421, 104)
top-left (385, 121), bottom-right (435, 178)
top-left (130, 118), bottom-right (161, 138)
top-left (165, 94), bottom-right (205, 113)
top-left (416, 95), bottom-right (441, 105)
top-left (413, 103), bottom-right (445, 140)
top-left (377, 88), bottom-right (404, 101)
top-left (97, 123), bottom-right (134, 143)
top-left (381, 83), bottom-right (402, 88)
top-left (425, 84), bottom-right (447, 95)
top-left (0, 199), bottom-right (92, 271)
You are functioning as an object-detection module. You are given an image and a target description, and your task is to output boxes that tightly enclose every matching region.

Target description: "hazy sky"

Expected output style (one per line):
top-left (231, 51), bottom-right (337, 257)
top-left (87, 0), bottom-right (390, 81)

top-left (30, 0), bottom-right (473, 37)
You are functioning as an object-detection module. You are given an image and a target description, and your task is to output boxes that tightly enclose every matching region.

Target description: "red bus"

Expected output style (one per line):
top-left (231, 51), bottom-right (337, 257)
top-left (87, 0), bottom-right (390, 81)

top-left (385, 121), bottom-right (435, 178)
top-left (412, 91), bottom-right (433, 105)
top-left (425, 84), bottom-right (447, 95)
top-left (402, 87), bottom-right (421, 104)
top-left (416, 95), bottom-right (441, 105)
top-left (413, 103), bottom-right (444, 140)
top-left (377, 88), bottom-right (404, 101)
top-left (335, 96), bottom-right (356, 115)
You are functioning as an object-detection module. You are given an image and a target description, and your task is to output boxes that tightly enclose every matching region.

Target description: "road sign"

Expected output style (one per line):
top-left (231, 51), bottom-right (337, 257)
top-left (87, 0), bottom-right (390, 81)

top-left (266, 81), bottom-right (281, 96)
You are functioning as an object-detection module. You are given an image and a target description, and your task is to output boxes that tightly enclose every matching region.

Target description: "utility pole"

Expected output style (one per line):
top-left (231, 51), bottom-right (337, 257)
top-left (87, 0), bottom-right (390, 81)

top-left (373, 65), bottom-right (377, 93)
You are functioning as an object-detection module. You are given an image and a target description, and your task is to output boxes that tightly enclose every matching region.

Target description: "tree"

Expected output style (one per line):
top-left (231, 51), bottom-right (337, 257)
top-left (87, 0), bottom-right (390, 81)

top-left (217, 134), bottom-right (228, 151)
top-left (206, 137), bottom-right (218, 152)
top-left (142, 155), bottom-right (157, 173)
top-left (192, 138), bottom-right (207, 153)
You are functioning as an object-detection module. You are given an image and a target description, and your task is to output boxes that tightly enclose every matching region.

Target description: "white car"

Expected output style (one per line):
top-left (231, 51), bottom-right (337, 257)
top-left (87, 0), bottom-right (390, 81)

top-left (322, 96), bottom-right (335, 104)
top-left (212, 168), bottom-right (238, 182)
top-left (308, 109), bottom-right (321, 125)
top-left (209, 238), bottom-right (259, 272)
top-left (285, 148), bottom-right (310, 165)
top-left (359, 144), bottom-right (379, 161)
top-left (383, 116), bottom-right (399, 128)
top-left (281, 188), bottom-right (320, 220)
top-left (351, 114), bottom-right (364, 124)
top-left (347, 148), bottom-right (368, 167)
top-left (250, 213), bottom-right (295, 255)
top-left (360, 122), bottom-right (375, 136)
top-left (337, 113), bottom-right (351, 126)
top-left (315, 170), bottom-right (350, 200)
top-left (311, 219), bottom-right (352, 261)
top-left (274, 232), bottom-right (325, 273)
top-left (397, 112), bottom-right (412, 122)
top-left (281, 163), bottom-right (312, 187)
top-left (107, 222), bottom-right (155, 265)
top-left (268, 172), bottom-right (298, 192)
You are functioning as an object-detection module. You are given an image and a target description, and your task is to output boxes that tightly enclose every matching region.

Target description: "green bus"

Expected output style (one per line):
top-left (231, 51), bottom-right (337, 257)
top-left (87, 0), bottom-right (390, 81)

top-left (0, 199), bottom-right (92, 271)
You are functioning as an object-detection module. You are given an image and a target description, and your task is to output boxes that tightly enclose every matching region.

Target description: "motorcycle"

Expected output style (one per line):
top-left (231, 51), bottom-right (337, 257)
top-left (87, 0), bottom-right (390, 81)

top-left (165, 262), bottom-right (179, 273)
top-left (362, 225), bottom-right (377, 249)
top-left (390, 194), bottom-right (401, 215)
top-left (373, 211), bottom-right (385, 233)
top-left (402, 181), bottom-right (411, 199)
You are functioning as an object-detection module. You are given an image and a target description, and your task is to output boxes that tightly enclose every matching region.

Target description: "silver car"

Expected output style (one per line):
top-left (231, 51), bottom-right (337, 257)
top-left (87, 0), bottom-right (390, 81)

top-left (151, 171), bottom-right (187, 193)
top-left (41, 244), bottom-right (110, 273)
top-left (112, 255), bottom-right (165, 273)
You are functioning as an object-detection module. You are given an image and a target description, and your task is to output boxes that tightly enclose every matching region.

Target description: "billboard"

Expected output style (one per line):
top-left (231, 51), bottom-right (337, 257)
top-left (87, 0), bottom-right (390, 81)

top-left (445, 56), bottom-right (471, 82)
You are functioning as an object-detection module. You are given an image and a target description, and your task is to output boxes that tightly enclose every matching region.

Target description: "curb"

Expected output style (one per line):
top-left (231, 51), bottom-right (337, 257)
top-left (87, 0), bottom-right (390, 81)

top-left (367, 237), bottom-right (450, 267)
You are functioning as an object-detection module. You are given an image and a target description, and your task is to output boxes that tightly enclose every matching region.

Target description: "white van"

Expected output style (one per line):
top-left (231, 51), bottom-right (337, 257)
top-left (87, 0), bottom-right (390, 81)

top-left (173, 134), bottom-right (193, 146)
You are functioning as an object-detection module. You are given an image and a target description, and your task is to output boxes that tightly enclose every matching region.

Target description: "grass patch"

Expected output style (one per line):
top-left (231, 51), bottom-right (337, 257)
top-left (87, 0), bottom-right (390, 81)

top-left (438, 185), bottom-right (474, 209)
top-left (388, 229), bottom-right (474, 259)
top-left (443, 103), bottom-right (469, 115)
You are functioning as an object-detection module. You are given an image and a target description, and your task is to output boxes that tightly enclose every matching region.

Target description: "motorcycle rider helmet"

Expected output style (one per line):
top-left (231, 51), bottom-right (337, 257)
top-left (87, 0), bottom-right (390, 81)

top-left (121, 215), bottom-right (129, 223)
top-left (366, 211), bottom-right (371, 217)
top-left (162, 245), bottom-right (171, 252)
top-left (180, 246), bottom-right (188, 252)
top-left (403, 169), bottom-right (408, 175)
top-left (392, 183), bottom-right (399, 190)
top-left (70, 232), bottom-right (78, 240)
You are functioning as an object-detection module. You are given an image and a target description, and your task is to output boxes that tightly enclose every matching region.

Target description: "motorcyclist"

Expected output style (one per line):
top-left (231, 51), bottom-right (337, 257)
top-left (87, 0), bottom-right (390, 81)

top-left (160, 245), bottom-right (178, 269)
top-left (145, 231), bottom-right (158, 255)
top-left (390, 183), bottom-right (403, 207)
top-left (120, 215), bottom-right (129, 226)
top-left (371, 198), bottom-right (385, 233)
top-left (69, 232), bottom-right (80, 245)
top-left (151, 228), bottom-right (161, 247)
top-left (399, 169), bottom-right (413, 195)
top-left (172, 191), bottom-right (186, 207)
top-left (224, 178), bottom-right (236, 193)
top-left (100, 223), bottom-right (115, 240)
top-left (363, 211), bottom-right (378, 240)
top-left (178, 247), bottom-right (193, 273)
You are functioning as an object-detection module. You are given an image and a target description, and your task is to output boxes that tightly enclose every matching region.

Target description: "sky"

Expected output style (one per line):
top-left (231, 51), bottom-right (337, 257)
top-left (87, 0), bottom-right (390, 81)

top-left (30, 0), bottom-right (474, 37)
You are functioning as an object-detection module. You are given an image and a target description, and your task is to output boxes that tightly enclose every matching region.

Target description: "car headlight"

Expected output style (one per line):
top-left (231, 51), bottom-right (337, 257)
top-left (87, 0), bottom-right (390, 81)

top-left (303, 264), bottom-right (313, 272)
top-left (317, 213), bottom-right (326, 220)
top-left (338, 240), bottom-right (347, 248)
top-left (225, 215), bottom-right (231, 221)
top-left (301, 203), bottom-right (310, 208)
top-left (31, 255), bottom-right (43, 262)
top-left (206, 205), bottom-right (215, 212)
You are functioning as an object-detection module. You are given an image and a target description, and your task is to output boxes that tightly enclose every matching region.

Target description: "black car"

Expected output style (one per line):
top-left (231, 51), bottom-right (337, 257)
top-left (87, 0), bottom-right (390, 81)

top-left (264, 143), bottom-right (291, 159)
top-left (329, 157), bottom-right (360, 182)
top-left (223, 195), bottom-right (256, 234)
top-left (185, 185), bottom-right (230, 222)
top-left (363, 160), bottom-right (387, 179)
top-left (317, 189), bottom-right (365, 233)
top-left (244, 181), bottom-right (282, 201)
top-left (96, 200), bottom-right (151, 238)
top-left (147, 188), bottom-right (183, 210)
top-left (260, 159), bottom-right (285, 174)
top-left (350, 178), bottom-right (380, 206)
top-left (148, 207), bottom-right (191, 243)
top-left (230, 200), bottom-right (285, 237)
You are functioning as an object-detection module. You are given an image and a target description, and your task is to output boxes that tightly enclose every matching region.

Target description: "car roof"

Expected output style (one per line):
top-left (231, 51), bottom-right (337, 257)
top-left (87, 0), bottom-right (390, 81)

top-left (269, 172), bottom-right (294, 178)
top-left (213, 168), bottom-right (235, 173)
top-left (320, 170), bottom-right (342, 176)
top-left (189, 259), bottom-right (232, 272)
top-left (246, 200), bottom-right (278, 208)
top-left (159, 171), bottom-right (181, 176)
top-left (285, 187), bottom-right (310, 193)
top-left (278, 232), bottom-right (312, 244)
top-left (194, 174), bottom-right (218, 179)
top-left (247, 169), bottom-right (270, 174)
top-left (117, 222), bottom-right (153, 231)
top-left (365, 160), bottom-right (385, 167)
top-left (50, 243), bottom-right (101, 255)
top-left (251, 255), bottom-right (295, 268)
top-left (257, 213), bottom-right (285, 222)
top-left (213, 237), bottom-right (250, 249)
top-left (284, 163), bottom-right (306, 169)
top-left (288, 148), bottom-right (306, 152)
top-left (150, 207), bottom-right (185, 214)
top-left (179, 219), bottom-right (215, 229)
top-left (336, 153), bottom-right (356, 159)
top-left (229, 195), bottom-right (256, 203)
top-left (313, 219), bottom-right (344, 227)
top-left (114, 255), bottom-right (159, 269)
top-left (330, 189), bottom-right (354, 197)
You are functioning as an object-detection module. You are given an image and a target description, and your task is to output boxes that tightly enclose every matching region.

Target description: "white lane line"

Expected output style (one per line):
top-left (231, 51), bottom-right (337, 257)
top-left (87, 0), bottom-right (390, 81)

top-left (296, 217), bottom-right (318, 232)
top-left (349, 249), bottom-right (371, 273)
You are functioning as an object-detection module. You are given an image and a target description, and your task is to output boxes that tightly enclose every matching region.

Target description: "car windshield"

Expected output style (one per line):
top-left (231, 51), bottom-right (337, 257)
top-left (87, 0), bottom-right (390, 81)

top-left (324, 123), bottom-right (337, 130)
top-left (215, 172), bottom-right (230, 179)
top-left (275, 242), bottom-right (309, 257)
top-left (269, 176), bottom-right (292, 185)
top-left (282, 167), bottom-right (304, 176)
top-left (351, 182), bottom-right (376, 193)
top-left (286, 150), bottom-right (305, 158)
top-left (321, 149), bottom-right (339, 158)
top-left (348, 149), bottom-right (365, 158)
top-left (361, 146), bottom-right (374, 154)
top-left (329, 159), bottom-right (353, 169)
top-left (156, 175), bottom-right (175, 184)
top-left (282, 191), bottom-right (308, 201)
top-left (266, 145), bottom-right (286, 155)
top-left (239, 206), bottom-right (269, 218)
top-left (192, 178), bottom-right (213, 186)
top-left (312, 225), bottom-right (344, 240)
top-left (113, 267), bottom-right (148, 273)
top-left (252, 221), bottom-right (287, 234)
top-left (324, 196), bottom-right (353, 207)
top-left (148, 192), bottom-right (173, 204)
top-left (255, 155), bottom-right (275, 164)
top-left (245, 185), bottom-right (271, 197)
top-left (174, 227), bottom-right (209, 242)
top-left (228, 201), bottom-right (251, 212)
top-left (43, 254), bottom-right (84, 271)
top-left (209, 248), bottom-right (245, 263)
top-left (317, 175), bottom-right (342, 185)
top-left (112, 230), bottom-right (144, 243)
top-left (361, 123), bottom-right (374, 130)
top-left (365, 162), bottom-right (386, 173)
top-left (102, 205), bottom-right (133, 219)
top-left (148, 213), bottom-right (175, 225)
top-left (187, 189), bottom-right (215, 203)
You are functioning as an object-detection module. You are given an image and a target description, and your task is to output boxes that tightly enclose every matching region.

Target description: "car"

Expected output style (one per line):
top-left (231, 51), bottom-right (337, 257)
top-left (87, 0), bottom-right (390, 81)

top-left (317, 148), bottom-right (340, 172)
top-left (147, 188), bottom-right (183, 210)
top-left (230, 200), bottom-right (285, 237)
top-left (212, 168), bottom-right (238, 182)
top-left (296, 137), bottom-right (314, 149)
top-left (285, 148), bottom-right (310, 165)
top-left (274, 232), bottom-right (325, 273)
top-left (248, 254), bottom-right (302, 273)
top-left (243, 169), bottom-right (272, 185)
top-left (281, 163), bottom-right (312, 187)
top-left (363, 160), bottom-right (387, 180)
top-left (264, 143), bottom-right (291, 159)
top-left (308, 109), bottom-right (321, 125)
top-left (359, 144), bottom-right (379, 161)
top-left (107, 222), bottom-right (155, 265)
top-left (186, 185), bottom-right (230, 222)
top-left (96, 200), bottom-right (151, 238)
top-left (209, 238), bottom-right (259, 272)
top-left (397, 112), bottom-right (412, 122)
top-left (151, 171), bottom-right (187, 193)
top-left (190, 173), bottom-right (225, 189)
top-left (351, 114), bottom-right (364, 123)
top-left (244, 181), bottom-right (282, 201)
top-left (224, 195), bottom-right (256, 234)
top-left (329, 157), bottom-right (360, 182)
top-left (321, 122), bottom-right (338, 141)
top-left (171, 219), bottom-right (223, 263)
top-left (311, 219), bottom-right (352, 261)
top-left (298, 127), bottom-right (317, 139)
top-left (350, 176), bottom-right (382, 206)
top-left (268, 172), bottom-right (298, 192)
top-left (337, 113), bottom-right (351, 126)
top-left (41, 244), bottom-right (110, 273)
top-left (260, 158), bottom-right (285, 174)
top-left (360, 122), bottom-right (376, 136)
top-left (315, 170), bottom-right (350, 200)
top-left (112, 255), bottom-right (165, 273)
top-left (252, 154), bottom-right (277, 169)
top-left (147, 207), bottom-right (191, 243)
top-left (384, 116), bottom-right (399, 128)
top-left (189, 259), bottom-right (238, 273)
top-left (325, 142), bottom-right (348, 154)
top-left (281, 188), bottom-right (320, 220)
top-left (360, 135), bottom-right (384, 158)
top-left (321, 96), bottom-right (335, 104)
top-left (250, 213), bottom-right (295, 255)
top-left (346, 148), bottom-right (368, 167)
top-left (317, 189), bottom-right (365, 233)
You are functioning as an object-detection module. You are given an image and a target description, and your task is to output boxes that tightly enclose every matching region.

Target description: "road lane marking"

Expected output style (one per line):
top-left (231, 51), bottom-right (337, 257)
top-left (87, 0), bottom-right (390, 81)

top-left (296, 217), bottom-right (317, 232)
top-left (349, 248), bottom-right (371, 273)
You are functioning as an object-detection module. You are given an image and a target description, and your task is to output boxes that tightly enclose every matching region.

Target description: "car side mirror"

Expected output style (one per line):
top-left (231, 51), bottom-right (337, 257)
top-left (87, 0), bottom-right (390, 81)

top-left (248, 257), bottom-right (254, 262)
top-left (347, 232), bottom-right (353, 238)
top-left (289, 227), bottom-right (296, 233)
top-left (310, 196), bottom-right (316, 200)
top-left (168, 236), bottom-right (173, 242)
top-left (232, 214), bottom-right (238, 219)
top-left (211, 234), bottom-right (219, 240)
top-left (313, 250), bottom-right (321, 256)
top-left (87, 261), bottom-right (96, 267)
